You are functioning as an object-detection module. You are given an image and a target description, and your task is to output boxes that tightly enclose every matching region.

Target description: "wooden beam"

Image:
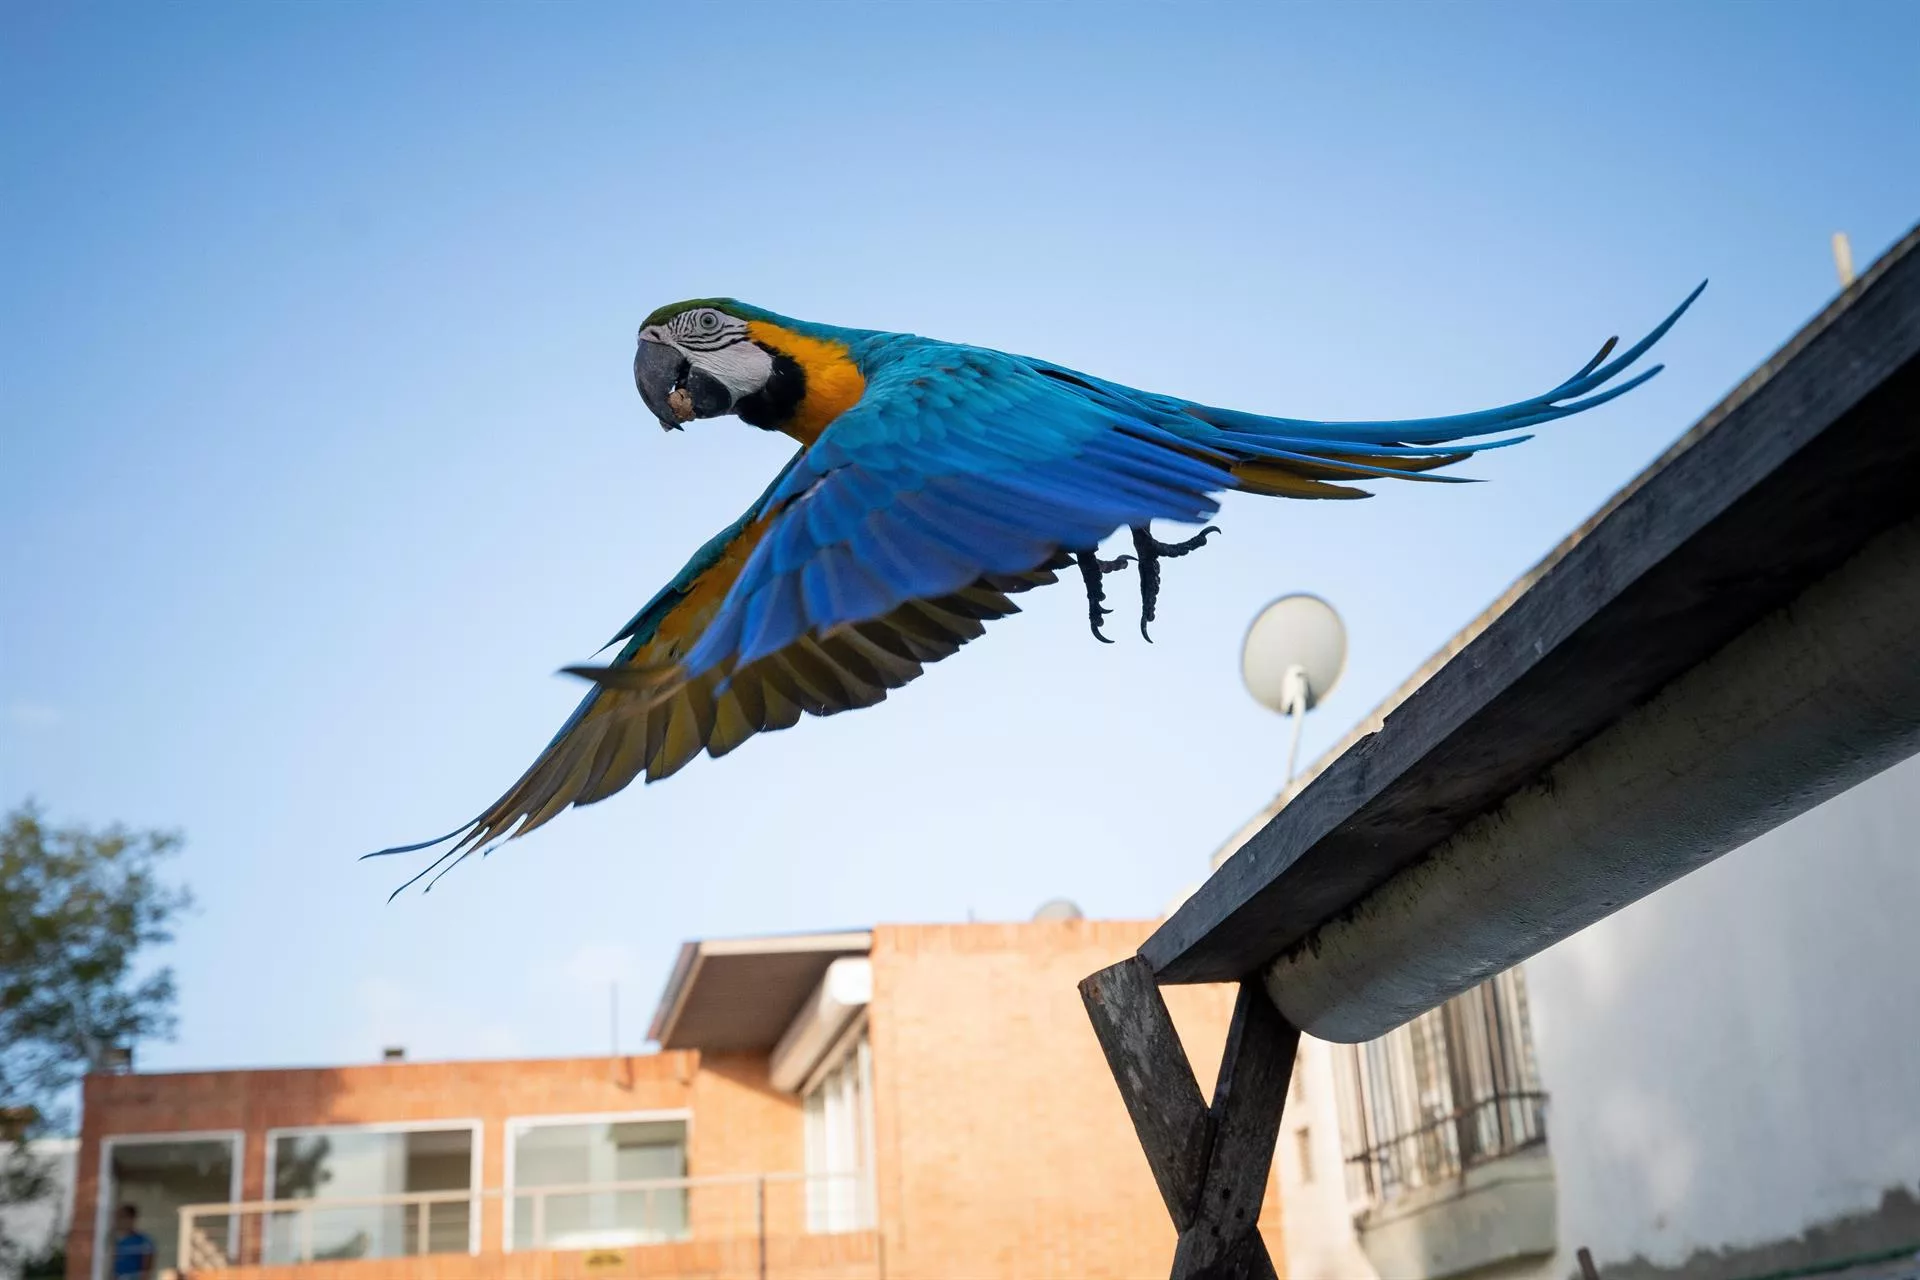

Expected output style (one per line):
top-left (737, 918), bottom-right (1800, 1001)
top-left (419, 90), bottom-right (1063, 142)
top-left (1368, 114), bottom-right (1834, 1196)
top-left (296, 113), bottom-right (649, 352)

top-left (1169, 983), bottom-right (1298, 1280)
top-left (1080, 956), bottom-right (1212, 1230)
top-left (1082, 961), bottom-right (1300, 1279)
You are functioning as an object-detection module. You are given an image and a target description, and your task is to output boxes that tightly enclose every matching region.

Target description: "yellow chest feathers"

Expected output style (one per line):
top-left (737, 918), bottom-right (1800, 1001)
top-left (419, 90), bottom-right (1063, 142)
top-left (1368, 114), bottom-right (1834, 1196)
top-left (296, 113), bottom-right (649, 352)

top-left (746, 320), bottom-right (867, 445)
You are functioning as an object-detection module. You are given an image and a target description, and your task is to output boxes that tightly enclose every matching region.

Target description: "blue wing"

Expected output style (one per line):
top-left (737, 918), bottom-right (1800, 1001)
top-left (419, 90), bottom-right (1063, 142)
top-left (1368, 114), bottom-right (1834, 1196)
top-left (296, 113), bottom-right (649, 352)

top-left (679, 344), bottom-right (1240, 676)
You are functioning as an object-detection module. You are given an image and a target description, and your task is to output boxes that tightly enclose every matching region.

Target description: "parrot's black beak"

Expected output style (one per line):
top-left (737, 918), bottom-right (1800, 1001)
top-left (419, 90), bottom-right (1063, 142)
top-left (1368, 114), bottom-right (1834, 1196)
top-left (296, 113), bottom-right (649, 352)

top-left (635, 338), bottom-right (691, 431)
top-left (634, 337), bottom-right (737, 432)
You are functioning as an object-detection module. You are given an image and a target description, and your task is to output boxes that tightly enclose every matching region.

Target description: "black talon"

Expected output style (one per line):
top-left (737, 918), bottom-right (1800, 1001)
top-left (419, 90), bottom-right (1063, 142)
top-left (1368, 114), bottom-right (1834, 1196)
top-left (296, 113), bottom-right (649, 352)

top-left (1074, 549), bottom-right (1134, 643)
top-left (1130, 525), bottom-right (1222, 641)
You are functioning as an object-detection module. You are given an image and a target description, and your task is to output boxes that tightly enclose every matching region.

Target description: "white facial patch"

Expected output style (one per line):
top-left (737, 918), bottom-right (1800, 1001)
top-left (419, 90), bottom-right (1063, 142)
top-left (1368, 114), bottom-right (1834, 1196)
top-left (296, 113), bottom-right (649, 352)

top-left (692, 340), bottom-right (775, 399)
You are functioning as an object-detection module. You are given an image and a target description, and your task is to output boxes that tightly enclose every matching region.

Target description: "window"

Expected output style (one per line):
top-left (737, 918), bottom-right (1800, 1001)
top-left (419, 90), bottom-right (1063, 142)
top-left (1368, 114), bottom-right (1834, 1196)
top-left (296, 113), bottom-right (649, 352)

top-left (802, 1030), bottom-right (874, 1233)
top-left (507, 1114), bottom-right (688, 1250)
top-left (1334, 965), bottom-right (1546, 1210)
top-left (96, 1132), bottom-right (240, 1279)
top-left (260, 1123), bottom-right (478, 1264)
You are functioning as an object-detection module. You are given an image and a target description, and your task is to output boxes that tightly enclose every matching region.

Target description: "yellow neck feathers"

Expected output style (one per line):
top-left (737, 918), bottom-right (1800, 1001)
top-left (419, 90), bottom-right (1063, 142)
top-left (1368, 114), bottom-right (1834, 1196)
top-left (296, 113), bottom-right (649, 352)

top-left (747, 320), bottom-right (867, 446)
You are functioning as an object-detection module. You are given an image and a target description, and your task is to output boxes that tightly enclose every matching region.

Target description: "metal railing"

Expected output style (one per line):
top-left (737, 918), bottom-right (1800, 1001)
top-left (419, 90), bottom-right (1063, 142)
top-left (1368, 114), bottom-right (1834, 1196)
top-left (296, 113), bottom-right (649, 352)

top-left (1343, 1089), bottom-right (1547, 1204)
top-left (177, 1190), bottom-right (473, 1270)
top-left (176, 1169), bottom-right (873, 1272)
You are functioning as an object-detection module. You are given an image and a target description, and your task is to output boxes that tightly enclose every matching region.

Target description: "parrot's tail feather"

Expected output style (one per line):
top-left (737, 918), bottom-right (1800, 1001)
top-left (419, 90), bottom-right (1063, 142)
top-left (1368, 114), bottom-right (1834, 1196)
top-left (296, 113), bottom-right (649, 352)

top-left (1220, 439), bottom-right (1481, 483)
top-left (1230, 464), bottom-right (1375, 500)
top-left (1190, 281), bottom-right (1705, 449)
top-left (1193, 282), bottom-right (1703, 498)
top-left (1568, 335), bottom-right (1619, 385)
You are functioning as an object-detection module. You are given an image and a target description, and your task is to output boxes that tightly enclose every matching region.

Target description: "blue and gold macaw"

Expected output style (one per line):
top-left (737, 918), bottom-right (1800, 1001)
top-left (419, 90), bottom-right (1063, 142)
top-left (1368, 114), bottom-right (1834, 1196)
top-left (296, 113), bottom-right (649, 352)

top-left (375, 285), bottom-right (1702, 890)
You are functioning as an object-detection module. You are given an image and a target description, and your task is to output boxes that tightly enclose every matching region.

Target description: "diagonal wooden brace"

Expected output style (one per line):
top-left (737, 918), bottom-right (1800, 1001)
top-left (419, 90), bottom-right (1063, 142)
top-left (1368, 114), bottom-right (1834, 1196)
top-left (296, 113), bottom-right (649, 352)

top-left (1081, 956), bottom-right (1302, 1280)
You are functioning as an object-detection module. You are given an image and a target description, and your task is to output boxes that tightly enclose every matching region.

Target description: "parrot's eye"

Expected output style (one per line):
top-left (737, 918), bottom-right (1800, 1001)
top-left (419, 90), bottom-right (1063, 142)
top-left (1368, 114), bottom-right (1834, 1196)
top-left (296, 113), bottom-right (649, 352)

top-left (698, 311), bottom-right (721, 332)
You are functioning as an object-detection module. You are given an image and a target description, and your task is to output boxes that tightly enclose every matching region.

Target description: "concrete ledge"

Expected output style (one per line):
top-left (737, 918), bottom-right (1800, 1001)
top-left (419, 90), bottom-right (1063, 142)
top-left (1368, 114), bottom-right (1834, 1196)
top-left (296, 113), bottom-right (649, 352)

top-left (1355, 1145), bottom-right (1557, 1280)
top-left (1268, 512), bottom-right (1920, 1042)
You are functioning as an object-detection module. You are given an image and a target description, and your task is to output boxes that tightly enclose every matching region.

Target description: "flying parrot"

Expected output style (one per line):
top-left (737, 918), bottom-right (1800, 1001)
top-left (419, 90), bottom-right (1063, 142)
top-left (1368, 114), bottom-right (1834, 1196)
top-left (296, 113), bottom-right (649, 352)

top-left (374, 285), bottom-right (1703, 891)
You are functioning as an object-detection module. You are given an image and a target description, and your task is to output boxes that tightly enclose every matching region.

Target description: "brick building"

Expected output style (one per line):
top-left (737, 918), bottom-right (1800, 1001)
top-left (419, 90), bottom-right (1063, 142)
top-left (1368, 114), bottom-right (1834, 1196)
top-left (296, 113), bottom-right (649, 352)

top-left (69, 920), bottom-right (1282, 1280)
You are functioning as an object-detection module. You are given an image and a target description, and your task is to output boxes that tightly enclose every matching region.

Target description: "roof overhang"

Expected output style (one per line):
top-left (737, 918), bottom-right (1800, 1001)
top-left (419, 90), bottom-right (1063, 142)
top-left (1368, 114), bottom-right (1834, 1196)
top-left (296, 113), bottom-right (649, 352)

top-left (768, 957), bottom-right (871, 1093)
top-left (1147, 223), bottom-right (1920, 1041)
top-left (647, 930), bottom-right (872, 1053)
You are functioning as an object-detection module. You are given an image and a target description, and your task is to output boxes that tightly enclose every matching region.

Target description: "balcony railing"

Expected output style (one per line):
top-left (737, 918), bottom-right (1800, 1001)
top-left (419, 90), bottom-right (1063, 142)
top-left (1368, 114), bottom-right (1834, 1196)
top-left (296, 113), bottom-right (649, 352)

top-left (175, 1170), bottom-right (871, 1272)
top-left (1343, 1089), bottom-right (1547, 1205)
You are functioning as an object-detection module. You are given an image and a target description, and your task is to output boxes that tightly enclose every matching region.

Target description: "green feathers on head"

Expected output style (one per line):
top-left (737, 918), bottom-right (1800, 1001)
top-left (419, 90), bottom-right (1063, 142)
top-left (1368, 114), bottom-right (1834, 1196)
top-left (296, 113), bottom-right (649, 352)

top-left (642, 298), bottom-right (763, 328)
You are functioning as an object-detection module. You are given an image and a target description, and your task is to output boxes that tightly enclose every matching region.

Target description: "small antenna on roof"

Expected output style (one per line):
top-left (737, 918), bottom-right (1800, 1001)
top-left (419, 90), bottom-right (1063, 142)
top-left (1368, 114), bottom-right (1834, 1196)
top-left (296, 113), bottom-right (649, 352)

top-left (1241, 594), bottom-right (1348, 785)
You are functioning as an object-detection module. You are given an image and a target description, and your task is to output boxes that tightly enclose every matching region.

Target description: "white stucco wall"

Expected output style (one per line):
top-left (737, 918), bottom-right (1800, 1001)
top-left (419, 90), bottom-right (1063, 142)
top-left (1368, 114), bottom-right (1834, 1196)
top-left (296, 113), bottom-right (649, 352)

top-left (1274, 750), bottom-right (1920, 1280)
top-left (1525, 748), bottom-right (1920, 1274)
top-left (1276, 1036), bottom-right (1379, 1280)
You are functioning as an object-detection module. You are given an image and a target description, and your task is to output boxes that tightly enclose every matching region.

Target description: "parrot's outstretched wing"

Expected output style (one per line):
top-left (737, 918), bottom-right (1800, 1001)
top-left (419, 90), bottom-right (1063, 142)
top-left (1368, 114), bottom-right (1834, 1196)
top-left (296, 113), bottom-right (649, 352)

top-left (673, 346), bottom-right (1242, 678)
top-left (365, 452), bottom-right (1065, 894)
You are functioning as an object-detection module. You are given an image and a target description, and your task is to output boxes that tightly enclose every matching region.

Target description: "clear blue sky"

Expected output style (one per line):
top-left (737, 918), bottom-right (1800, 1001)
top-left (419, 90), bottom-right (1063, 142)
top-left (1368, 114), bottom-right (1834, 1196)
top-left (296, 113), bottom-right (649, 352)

top-left (3, 3), bottom-right (1915, 1074)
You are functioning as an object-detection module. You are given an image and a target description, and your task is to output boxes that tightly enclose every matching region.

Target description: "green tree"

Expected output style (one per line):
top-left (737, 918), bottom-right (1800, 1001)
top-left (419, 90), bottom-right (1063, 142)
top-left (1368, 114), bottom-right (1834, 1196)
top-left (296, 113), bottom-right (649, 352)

top-left (0, 801), bottom-right (191, 1269)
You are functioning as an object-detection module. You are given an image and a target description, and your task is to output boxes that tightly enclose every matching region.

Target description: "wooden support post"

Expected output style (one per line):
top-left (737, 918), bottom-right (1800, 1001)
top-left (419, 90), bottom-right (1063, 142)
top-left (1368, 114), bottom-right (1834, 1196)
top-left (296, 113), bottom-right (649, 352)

top-left (1081, 957), bottom-right (1301, 1280)
top-left (1080, 956), bottom-right (1213, 1229)
top-left (1171, 982), bottom-right (1298, 1280)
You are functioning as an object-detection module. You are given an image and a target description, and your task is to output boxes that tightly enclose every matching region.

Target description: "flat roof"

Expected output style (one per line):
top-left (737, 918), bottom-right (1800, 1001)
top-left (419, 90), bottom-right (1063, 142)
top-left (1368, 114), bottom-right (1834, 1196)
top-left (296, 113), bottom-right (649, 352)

top-left (647, 929), bottom-right (872, 1052)
top-left (1149, 221), bottom-right (1920, 990)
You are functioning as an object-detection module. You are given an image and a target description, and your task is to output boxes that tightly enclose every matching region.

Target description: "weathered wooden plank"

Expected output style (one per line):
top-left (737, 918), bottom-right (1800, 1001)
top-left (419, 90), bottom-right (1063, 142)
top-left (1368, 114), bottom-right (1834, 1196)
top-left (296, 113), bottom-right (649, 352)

top-left (1194, 1230), bottom-right (1281, 1280)
top-left (1146, 222), bottom-right (1920, 985)
top-left (1168, 982), bottom-right (1299, 1280)
top-left (1079, 956), bottom-right (1213, 1230)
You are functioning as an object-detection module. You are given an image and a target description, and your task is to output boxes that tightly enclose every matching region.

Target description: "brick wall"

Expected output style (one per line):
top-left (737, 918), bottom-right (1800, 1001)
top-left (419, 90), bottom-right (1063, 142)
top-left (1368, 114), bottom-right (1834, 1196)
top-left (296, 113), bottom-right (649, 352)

top-left (69, 1053), bottom-right (807, 1279)
top-left (867, 921), bottom-right (1284, 1280)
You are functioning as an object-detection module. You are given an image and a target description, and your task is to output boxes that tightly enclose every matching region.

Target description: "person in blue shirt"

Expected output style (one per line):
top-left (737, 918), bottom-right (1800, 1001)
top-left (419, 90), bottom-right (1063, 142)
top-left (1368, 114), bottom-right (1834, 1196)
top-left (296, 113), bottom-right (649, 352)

top-left (110, 1204), bottom-right (155, 1279)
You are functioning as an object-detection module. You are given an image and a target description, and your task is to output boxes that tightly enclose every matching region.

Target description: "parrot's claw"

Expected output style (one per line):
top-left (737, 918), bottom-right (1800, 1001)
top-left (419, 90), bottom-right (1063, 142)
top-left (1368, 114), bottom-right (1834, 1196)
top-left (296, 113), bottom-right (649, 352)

top-left (1131, 524), bottom-right (1222, 642)
top-left (1074, 549), bottom-right (1135, 643)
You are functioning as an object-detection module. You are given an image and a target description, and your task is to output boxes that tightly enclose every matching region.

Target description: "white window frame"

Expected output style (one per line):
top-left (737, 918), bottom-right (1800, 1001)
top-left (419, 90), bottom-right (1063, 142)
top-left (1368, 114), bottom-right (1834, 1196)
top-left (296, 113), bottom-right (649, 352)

top-left (93, 1129), bottom-right (243, 1280)
top-left (800, 1013), bottom-right (876, 1234)
top-left (501, 1109), bottom-right (693, 1252)
top-left (260, 1118), bottom-right (485, 1257)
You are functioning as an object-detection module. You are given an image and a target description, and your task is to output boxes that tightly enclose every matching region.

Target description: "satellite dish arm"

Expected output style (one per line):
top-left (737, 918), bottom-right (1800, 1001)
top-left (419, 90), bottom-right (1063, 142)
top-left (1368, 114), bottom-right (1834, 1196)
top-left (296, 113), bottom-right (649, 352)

top-left (1283, 664), bottom-right (1310, 785)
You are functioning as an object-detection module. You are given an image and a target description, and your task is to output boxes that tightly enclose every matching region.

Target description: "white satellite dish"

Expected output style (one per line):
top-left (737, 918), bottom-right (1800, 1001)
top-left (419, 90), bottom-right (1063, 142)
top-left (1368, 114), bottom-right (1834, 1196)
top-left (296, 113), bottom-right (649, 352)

top-left (1241, 594), bottom-right (1347, 783)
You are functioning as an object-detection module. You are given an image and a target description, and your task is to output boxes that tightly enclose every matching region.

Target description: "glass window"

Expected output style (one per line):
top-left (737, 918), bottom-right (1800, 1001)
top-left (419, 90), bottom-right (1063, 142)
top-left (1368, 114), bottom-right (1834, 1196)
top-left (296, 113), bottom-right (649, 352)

top-left (262, 1125), bottom-right (474, 1264)
top-left (509, 1117), bottom-right (688, 1250)
top-left (1334, 964), bottom-right (1547, 1209)
top-left (803, 1033), bottom-right (874, 1233)
top-left (99, 1135), bottom-right (238, 1278)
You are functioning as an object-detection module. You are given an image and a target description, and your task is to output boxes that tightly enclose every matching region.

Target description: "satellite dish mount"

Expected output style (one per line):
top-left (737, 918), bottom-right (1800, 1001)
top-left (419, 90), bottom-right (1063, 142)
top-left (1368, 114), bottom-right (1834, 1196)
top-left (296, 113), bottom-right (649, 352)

top-left (1240, 594), bottom-right (1348, 785)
